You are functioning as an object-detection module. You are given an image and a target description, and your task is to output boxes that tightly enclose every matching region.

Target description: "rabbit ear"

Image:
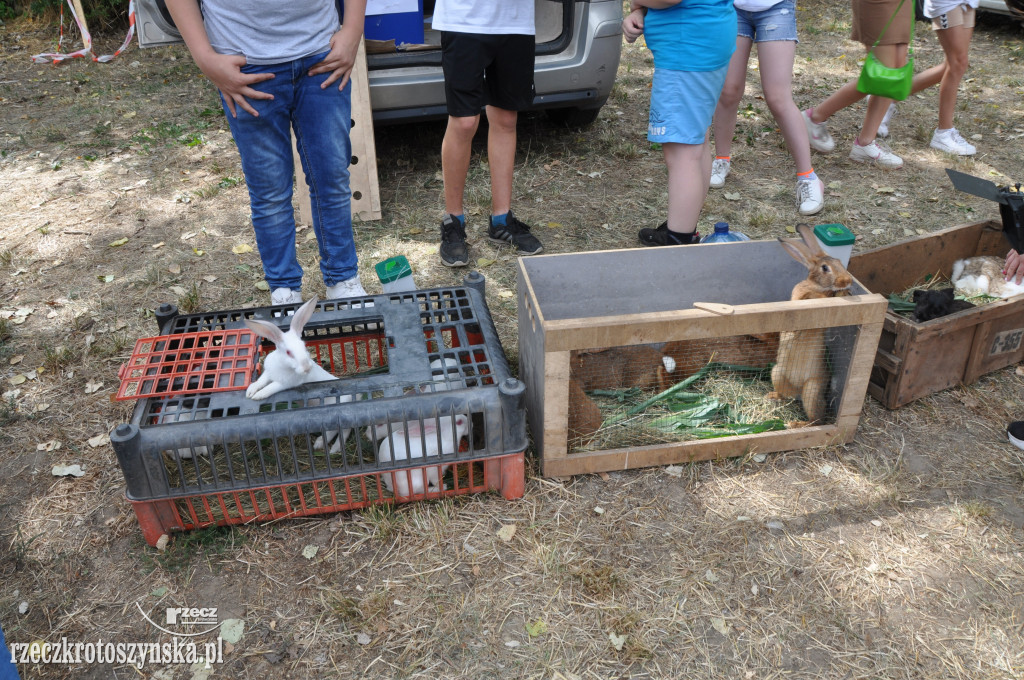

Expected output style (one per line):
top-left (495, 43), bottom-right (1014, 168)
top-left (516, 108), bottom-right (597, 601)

top-left (245, 318), bottom-right (286, 345)
top-left (290, 297), bottom-right (318, 335)
top-left (795, 223), bottom-right (825, 255)
top-left (778, 236), bottom-right (816, 269)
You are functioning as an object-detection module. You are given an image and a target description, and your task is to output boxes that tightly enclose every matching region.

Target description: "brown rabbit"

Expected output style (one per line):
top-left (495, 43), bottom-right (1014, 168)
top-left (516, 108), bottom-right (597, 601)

top-left (767, 223), bottom-right (853, 426)
top-left (658, 333), bottom-right (780, 391)
top-left (568, 377), bottom-right (603, 446)
top-left (571, 345), bottom-right (671, 391)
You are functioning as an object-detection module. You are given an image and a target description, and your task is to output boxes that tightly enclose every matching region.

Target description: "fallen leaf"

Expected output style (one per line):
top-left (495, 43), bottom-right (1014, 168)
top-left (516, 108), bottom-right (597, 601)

top-left (898, 212), bottom-right (911, 218)
top-left (87, 434), bottom-right (109, 448)
top-left (408, 227), bottom-right (423, 235)
top-left (476, 258), bottom-right (496, 267)
top-left (593, 506), bottom-right (605, 515)
top-left (108, 237), bottom-right (129, 247)
top-left (496, 524), bottom-right (517, 542)
top-left (10, 355), bottom-right (24, 365)
top-left (711, 617), bottom-right (732, 636)
top-left (169, 286), bottom-right (188, 296)
top-left (255, 281), bottom-right (270, 291)
top-left (785, 226), bottom-right (797, 234)
top-left (767, 520), bottom-right (785, 531)
top-left (504, 640), bottom-right (520, 648)
top-left (18, 602), bottom-right (28, 615)
top-left (876, 187), bottom-right (896, 194)
top-left (193, 248), bottom-right (204, 256)
top-left (302, 545), bottom-right (319, 560)
top-left (752, 453), bottom-right (767, 463)
top-left (871, 228), bottom-right (885, 235)
top-left (723, 192), bottom-right (741, 201)
top-left (9, 375), bottom-right (27, 385)
top-left (152, 242), bottom-right (165, 249)
top-left (203, 275), bottom-right (217, 283)
top-left (84, 380), bottom-right (103, 394)
top-left (181, 231), bottom-right (197, 240)
top-left (705, 569), bottom-right (719, 583)
top-left (827, 181), bottom-right (842, 189)
top-left (97, 275), bottom-right (114, 283)
top-left (1015, 365), bottom-right (1024, 378)
top-left (151, 586), bottom-right (168, 597)
top-left (547, 222), bottom-right (562, 228)
top-left (37, 440), bottom-right (60, 452)
top-left (663, 465), bottom-right (683, 478)
top-left (52, 464), bottom-right (85, 477)
top-left (356, 633), bottom-right (371, 645)
top-left (35, 403), bottom-right (49, 412)
top-left (168, 264), bottom-right (181, 275)
top-left (524, 619), bottom-right (547, 638)
top-left (232, 244), bottom-right (253, 254)
top-left (499, 290), bottom-right (514, 298)
top-left (608, 632), bottom-right (626, 651)
top-left (820, 464), bottom-right (833, 476)
top-left (587, 171), bottom-right (601, 178)
top-left (220, 619), bottom-right (245, 644)
top-left (871, 519), bottom-right (883, 527)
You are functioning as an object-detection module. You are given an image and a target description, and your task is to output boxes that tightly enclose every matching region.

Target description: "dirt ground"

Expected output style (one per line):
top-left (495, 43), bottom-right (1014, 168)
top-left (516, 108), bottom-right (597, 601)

top-left (1, 2), bottom-right (1024, 678)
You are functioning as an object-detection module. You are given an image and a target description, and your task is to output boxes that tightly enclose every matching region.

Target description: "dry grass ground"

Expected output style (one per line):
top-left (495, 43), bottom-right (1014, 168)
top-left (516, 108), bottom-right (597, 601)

top-left (1, 1), bottom-right (1023, 678)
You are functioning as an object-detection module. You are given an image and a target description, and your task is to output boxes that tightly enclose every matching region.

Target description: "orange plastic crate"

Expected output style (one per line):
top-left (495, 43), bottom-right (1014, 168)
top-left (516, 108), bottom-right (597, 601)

top-left (117, 329), bottom-right (259, 401)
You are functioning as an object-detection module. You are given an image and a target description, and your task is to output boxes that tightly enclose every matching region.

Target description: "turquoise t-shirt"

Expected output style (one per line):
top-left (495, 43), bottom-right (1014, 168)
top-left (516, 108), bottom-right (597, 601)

top-left (644, 1), bottom-right (737, 72)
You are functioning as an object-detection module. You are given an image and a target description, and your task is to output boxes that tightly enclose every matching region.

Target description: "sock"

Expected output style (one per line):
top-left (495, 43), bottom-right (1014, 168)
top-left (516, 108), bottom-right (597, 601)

top-left (935, 128), bottom-right (952, 134)
top-left (715, 155), bottom-right (730, 161)
top-left (797, 169), bottom-right (819, 182)
top-left (450, 214), bottom-right (465, 226)
top-left (490, 212), bottom-right (508, 227)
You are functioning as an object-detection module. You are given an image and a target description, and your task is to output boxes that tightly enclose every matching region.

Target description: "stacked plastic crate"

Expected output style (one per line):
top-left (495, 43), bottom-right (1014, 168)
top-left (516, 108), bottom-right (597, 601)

top-left (111, 274), bottom-right (526, 546)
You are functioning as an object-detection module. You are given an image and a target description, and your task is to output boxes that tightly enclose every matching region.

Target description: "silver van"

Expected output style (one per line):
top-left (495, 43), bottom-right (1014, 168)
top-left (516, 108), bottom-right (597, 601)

top-left (135, 0), bottom-right (623, 127)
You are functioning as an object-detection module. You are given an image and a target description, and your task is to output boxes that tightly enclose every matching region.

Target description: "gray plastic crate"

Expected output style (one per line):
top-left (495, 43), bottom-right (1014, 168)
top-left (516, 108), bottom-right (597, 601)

top-left (111, 274), bottom-right (527, 546)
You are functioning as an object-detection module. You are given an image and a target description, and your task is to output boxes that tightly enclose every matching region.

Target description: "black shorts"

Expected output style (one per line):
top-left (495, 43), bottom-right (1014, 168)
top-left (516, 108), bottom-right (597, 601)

top-left (440, 32), bottom-right (536, 117)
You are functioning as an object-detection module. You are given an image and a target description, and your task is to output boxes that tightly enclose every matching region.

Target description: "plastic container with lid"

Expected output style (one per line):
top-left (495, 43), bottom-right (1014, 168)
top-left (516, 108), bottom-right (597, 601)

top-left (700, 222), bottom-right (750, 244)
top-left (812, 223), bottom-right (856, 268)
top-left (375, 255), bottom-right (417, 293)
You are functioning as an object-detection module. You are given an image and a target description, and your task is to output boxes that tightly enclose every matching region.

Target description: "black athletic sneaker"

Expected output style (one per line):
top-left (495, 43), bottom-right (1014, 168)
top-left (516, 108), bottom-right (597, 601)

top-left (439, 214), bottom-right (469, 267)
top-left (488, 211), bottom-right (544, 255)
top-left (1008, 421), bottom-right (1024, 451)
top-left (638, 221), bottom-right (700, 247)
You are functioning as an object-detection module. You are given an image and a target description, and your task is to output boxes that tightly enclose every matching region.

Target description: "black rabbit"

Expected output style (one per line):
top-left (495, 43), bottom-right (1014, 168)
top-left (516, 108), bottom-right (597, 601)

top-left (912, 288), bottom-right (973, 323)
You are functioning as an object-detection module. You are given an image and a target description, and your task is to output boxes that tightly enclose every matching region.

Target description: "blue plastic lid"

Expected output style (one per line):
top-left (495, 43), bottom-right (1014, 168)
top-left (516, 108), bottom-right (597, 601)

top-left (713, 222), bottom-right (730, 233)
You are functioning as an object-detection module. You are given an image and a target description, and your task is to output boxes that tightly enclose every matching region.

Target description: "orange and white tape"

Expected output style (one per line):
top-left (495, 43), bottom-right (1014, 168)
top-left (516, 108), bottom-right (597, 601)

top-left (31, 0), bottom-right (137, 64)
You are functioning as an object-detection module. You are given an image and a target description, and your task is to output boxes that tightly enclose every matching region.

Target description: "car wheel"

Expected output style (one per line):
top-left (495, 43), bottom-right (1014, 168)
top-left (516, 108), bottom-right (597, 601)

top-left (546, 106), bottom-right (602, 129)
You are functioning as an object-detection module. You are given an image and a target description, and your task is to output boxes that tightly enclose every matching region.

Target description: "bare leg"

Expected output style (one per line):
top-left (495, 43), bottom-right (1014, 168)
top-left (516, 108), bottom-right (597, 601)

top-left (757, 40), bottom-right (811, 174)
top-left (712, 37), bottom-right (754, 159)
top-left (484, 105), bottom-right (518, 215)
top-left (934, 24), bottom-right (973, 129)
top-left (664, 134), bottom-right (712, 234)
top-left (441, 114), bottom-right (481, 216)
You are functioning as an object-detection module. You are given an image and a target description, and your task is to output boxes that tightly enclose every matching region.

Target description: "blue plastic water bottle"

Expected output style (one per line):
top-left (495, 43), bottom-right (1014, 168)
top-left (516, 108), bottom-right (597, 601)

top-left (700, 222), bottom-right (750, 244)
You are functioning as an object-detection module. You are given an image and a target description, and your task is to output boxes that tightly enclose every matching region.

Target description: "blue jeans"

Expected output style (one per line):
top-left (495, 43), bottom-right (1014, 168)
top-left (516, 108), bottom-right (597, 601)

top-left (223, 50), bottom-right (357, 290)
top-left (736, 0), bottom-right (799, 43)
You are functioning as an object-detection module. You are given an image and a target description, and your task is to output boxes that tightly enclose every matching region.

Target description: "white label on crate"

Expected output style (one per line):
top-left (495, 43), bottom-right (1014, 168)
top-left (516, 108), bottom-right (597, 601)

top-left (989, 327), bottom-right (1024, 356)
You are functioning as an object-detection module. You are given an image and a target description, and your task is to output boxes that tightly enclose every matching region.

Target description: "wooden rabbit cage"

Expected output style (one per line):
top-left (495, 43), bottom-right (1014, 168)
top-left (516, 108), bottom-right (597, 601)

top-left (111, 275), bottom-right (527, 547)
top-left (848, 219), bottom-right (1024, 408)
top-left (517, 242), bottom-right (888, 478)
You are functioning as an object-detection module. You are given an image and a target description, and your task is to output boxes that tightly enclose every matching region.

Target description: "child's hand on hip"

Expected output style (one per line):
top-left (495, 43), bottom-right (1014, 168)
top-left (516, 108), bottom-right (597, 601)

top-left (197, 52), bottom-right (275, 118)
top-left (309, 30), bottom-right (359, 91)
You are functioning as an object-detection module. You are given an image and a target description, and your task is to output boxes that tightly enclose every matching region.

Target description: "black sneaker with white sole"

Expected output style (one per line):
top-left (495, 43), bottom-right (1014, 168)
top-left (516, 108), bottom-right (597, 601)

top-left (439, 214), bottom-right (469, 267)
top-left (638, 221), bottom-right (700, 246)
top-left (488, 211), bottom-right (543, 255)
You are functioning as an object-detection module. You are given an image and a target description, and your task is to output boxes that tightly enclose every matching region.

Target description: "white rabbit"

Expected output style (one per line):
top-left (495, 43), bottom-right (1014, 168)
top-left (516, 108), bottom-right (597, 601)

top-left (951, 256), bottom-right (1024, 299)
top-left (377, 414), bottom-right (469, 499)
top-left (244, 297), bottom-right (337, 400)
top-left (418, 357), bottom-right (466, 393)
top-left (311, 393), bottom-right (357, 454)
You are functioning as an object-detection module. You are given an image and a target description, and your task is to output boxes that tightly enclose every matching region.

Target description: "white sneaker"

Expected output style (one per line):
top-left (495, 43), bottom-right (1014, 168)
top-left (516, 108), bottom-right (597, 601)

top-left (270, 287), bottom-right (303, 305)
top-left (930, 128), bottom-right (976, 156)
top-left (709, 158), bottom-right (731, 188)
top-left (802, 109), bottom-right (835, 153)
top-left (325, 275), bottom-right (368, 300)
top-left (796, 177), bottom-right (825, 216)
top-left (849, 139), bottom-right (904, 169)
top-left (877, 102), bottom-right (897, 138)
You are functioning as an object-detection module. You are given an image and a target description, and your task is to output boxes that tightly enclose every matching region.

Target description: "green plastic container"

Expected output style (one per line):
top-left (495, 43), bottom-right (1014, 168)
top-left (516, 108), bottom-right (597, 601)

top-left (813, 223), bottom-right (855, 267)
top-left (375, 255), bottom-right (416, 293)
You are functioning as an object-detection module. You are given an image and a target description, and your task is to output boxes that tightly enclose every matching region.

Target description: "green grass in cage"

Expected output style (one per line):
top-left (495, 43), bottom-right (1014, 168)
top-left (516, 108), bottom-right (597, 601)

top-left (570, 363), bottom-right (803, 453)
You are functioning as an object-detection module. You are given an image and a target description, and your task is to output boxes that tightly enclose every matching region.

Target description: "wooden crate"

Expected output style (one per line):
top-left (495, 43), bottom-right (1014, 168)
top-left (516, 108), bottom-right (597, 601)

top-left (848, 219), bottom-right (1024, 409)
top-left (517, 242), bottom-right (888, 478)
